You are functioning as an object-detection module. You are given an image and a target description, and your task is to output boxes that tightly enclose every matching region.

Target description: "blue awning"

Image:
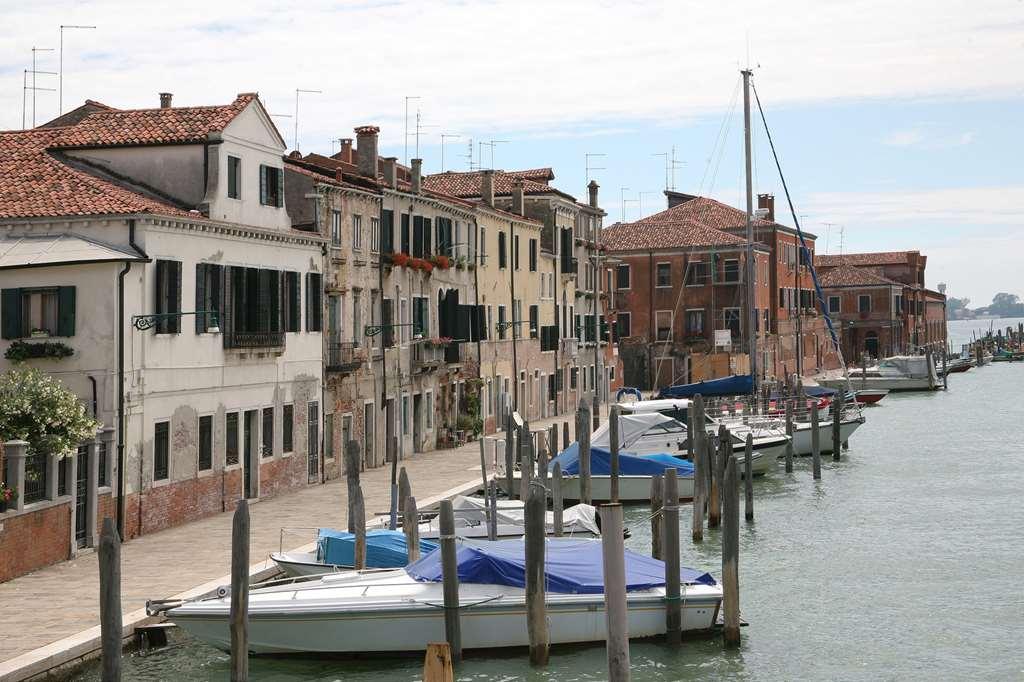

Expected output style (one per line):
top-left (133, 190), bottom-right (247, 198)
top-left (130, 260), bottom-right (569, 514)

top-left (318, 529), bottom-right (437, 568)
top-left (406, 538), bottom-right (716, 593)
top-left (549, 443), bottom-right (694, 477)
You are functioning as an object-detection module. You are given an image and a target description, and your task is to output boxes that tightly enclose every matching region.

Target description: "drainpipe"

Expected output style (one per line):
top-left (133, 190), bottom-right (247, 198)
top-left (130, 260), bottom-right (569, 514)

top-left (87, 375), bottom-right (98, 418)
top-left (117, 219), bottom-right (145, 540)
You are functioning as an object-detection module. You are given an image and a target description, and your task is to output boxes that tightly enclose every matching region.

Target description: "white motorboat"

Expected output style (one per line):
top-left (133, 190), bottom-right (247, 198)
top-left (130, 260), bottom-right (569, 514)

top-left (819, 355), bottom-right (939, 392)
top-left (161, 539), bottom-right (723, 655)
top-left (590, 411), bottom-right (779, 476)
top-left (416, 495), bottom-right (602, 539)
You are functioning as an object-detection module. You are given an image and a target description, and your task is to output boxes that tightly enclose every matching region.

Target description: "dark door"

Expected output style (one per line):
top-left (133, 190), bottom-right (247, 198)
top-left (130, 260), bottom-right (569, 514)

top-left (75, 450), bottom-right (89, 547)
top-left (307, 401), bottom-right (320, 483)
top-left (865, 333), bottom-right (880, 360)
top-left (243, 410), bottom-right (258, 499)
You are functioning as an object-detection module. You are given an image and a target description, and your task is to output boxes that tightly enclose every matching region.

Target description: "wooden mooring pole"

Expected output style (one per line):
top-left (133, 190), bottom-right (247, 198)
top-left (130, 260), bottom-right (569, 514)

top-left (423, 642), bottom-right (454, 682)
top-left (229, 500), bottom-right (249, 682)
top-left (519, 420), bottom-right (532, 502)
top-left (811, 402), bottom-right (822, 481)
top-left (398, 466), bottom-right (411, 518)
top-left (352, 483), bottom-right (367, 570)
top-left (691, 411), bottom-right (704, 543)
top-left (609, 404), bottom-right (621, 503)
top-left (525, 482), bottom-right (549, 666)
top-left (722, 457), bottom-right (740, 647)
top-left (552, 462), bottom-right (564, 537)
top-left (99, 517), bottom-right (122, 682)
top-left (504, 407), bottom-right (515, 497)
top-left (345, 440), bottom-right (360, 533)
top-left (578, 399), bottom-right (592, 505)
top-left (600, 503), bottom-right (631, 680)
top-left (784, 397), bottom-right (795, 473)
top-left (832, 391), bottom-right (843, 461)
top-left (403, 496), bottom-right (420, 563)
top-left (650, 474), bottom-right (663, 560)
top-left (438, 500), bottom-right (462, 662)
top-left (744, 433), bottom-right (754, 522)
top-left (707, 430), bottom-right (720, 529)
top-left (663, 469), bottom-right (682, 646)
top-left (487, 480), bottom-right (498, 541)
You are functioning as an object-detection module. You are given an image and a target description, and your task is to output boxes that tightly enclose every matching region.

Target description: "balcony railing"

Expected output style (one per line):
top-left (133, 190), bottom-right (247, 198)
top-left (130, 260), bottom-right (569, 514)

top-left (561, 337), bottom-right (578, 358)
top-left (327, 342), bottom-right (365, 373)
top-left (224, 330), bottom-right (285, 349)
top-left (412, 343), bottom-right (445, 372)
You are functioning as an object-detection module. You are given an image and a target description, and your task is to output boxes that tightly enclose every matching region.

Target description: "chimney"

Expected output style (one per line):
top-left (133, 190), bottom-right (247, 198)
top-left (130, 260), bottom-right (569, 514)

top-left (159, 92), bottom-right (173, 109)
top-left (354, 125), bottom-right (380, 179)
top-left (411, 158), bottom-right (423, 194)
top-left (588, 180), bottom-right (599, 209)
top-left (339, 138), bottom-right (353, 163)
top-left (511, 178), bottom-right (525, 216)
top-left (481, 170), bottom-right (495, 207)
top-left (757, 193), bottom-right (775, 222)
top-left (381, 157), bottom-right (397, 189)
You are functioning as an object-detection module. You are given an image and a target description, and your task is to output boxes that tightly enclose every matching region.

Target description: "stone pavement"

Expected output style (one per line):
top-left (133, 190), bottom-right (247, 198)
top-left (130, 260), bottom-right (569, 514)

top-left (0, 408), bottom-right (591, 679)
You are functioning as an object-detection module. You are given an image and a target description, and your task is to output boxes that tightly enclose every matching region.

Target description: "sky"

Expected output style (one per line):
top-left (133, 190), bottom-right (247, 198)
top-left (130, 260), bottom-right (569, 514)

top-left (2, 0), bottom-right (1022, 305)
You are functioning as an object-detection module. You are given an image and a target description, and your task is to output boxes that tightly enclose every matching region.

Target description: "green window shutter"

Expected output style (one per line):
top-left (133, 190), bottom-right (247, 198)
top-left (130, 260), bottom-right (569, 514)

top-left (276, 168), bottom-right (284, 207)
top-left (259, 165), bottom-right (268, 205)
top-left (195, 263), bottom-right (207, 333)
top-left (57, 286), bottom-right (76, 337)
top-left (155, 259), bottom-right (167, 333)
top-left (423, 218), bottom-right (432, 256)
top-left (171, 260), bottom-right (182, 333)
top-left (305, 273), bottom-right (312, 332)
top-left (1, 288), bottom-right (22, 339)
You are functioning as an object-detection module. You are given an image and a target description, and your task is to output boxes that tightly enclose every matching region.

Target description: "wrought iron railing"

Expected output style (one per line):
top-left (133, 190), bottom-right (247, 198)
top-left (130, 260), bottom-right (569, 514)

top-left (224, 330), bottom-right (285, 349)
top-left (327, 342), bottom-right (364, 371)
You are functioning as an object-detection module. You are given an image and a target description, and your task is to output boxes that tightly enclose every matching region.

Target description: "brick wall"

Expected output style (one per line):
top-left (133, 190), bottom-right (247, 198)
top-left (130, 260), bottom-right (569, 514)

top-left (0, 503), bottom-right (71, 582)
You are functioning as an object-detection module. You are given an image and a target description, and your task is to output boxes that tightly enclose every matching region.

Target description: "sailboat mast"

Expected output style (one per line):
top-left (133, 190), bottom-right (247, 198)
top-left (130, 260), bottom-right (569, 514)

top-left (742, 69), bottom-right (758, 390)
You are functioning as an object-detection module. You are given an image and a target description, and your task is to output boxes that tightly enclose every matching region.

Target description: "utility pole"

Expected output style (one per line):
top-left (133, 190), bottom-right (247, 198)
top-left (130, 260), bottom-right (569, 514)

top-left (403, 96), bottom-right (420, 165)
top-left (59, 24), bottom-right (96, 116)
top-left (742, 69), bottom-right (758, 388)
top-left (293, 88), bottom-right (322, 152)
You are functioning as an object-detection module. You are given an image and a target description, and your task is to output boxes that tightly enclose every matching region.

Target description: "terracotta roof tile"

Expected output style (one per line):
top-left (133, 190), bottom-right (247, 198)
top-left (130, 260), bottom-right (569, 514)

top-left (508, 167), bottom-right (554, 183)
top-left (423, 170), bottom-right (576, 200)
top-left (51, 93), bottom-right (255, 148)
top-left (601, 195), bottom-right (766, 251)
top-left (0, 128), bottom-right (190, 219)
top-left (818, 263), bottom-right (899, 287)
top-left (815, 251), bottom-right (915, 267)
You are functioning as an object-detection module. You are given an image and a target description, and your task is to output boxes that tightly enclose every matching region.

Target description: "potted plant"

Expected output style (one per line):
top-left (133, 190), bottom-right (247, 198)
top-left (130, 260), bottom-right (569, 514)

top-left (432, 255), bottom-right (451, 270)
top-left (4, 340), bottom-right (74, 362)
top-left (392, 252), bottom-right (410, 267)
top-left (421, 260), bottom-right (434, 274)
top-left (0, 482), bottom-right (16, 513)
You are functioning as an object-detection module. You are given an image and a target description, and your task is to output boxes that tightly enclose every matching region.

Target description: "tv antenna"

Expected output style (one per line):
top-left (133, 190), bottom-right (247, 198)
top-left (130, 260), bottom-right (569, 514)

top-left (403, 95), bottom-right (420, 164)
top-left (585, 152), bottom-right (606, 184)
top-left (414, 108), bottom-right (438, 160)
top-left (31, 47), bottom-right (55, 127)
top-left (293, 88), bottom-right (321, 152)
top-left (638, 191), bottom-right (659, 217)
top-left (59, 24), bottom-right (96, 116)
top-left (23, 69), bottom-right (56, 129)
top-left (440, 133), bottom-right (460, 172)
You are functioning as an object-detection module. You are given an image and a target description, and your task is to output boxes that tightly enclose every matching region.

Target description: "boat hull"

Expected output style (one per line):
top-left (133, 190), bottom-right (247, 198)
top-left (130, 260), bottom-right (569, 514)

top-left (790, 418), bottom-right (863, 456)
top-left (853, 389), bottom-right (888, 405)
top-left (819, 376), bottom-right (936, 392)
top-left (170, 584), bottom-right (722, 655)
top-left (555, 474), bottom-right (694, 503)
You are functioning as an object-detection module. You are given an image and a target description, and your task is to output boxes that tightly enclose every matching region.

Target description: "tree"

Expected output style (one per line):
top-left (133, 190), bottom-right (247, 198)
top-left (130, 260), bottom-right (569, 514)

top-left (0, 368), bottom-right (99, 457)
top-left (946, 297), bottom-right (970, 318)
top-left (990, 293), bottom-right (1024, 317)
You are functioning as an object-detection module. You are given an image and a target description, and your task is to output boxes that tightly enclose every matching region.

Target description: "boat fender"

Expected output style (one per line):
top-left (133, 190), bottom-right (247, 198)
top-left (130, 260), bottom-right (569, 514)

top-left (216, 585), bottom-right (230, 599)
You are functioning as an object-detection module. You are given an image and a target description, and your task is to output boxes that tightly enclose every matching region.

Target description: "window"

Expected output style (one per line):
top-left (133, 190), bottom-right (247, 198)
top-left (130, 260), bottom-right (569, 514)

top-left (656, 310), bottom-right (673, 341)
top-left (1, 286), bottom-right (76, 339)
top-left (723, 259), bottom-right (740, 283)
top-left (324, 413), bottom-right (334, 460)
top-left (306, 273), bottom-right (323, 332)
top-left (686, 261), bottom-right (709, 285)
top-left (425, 391), bottom-right (433, 429)
top-left (401, 213), bottom-right (411, 254)
top-left (353, 214), bottom-right (363, 250)
top-left (498, 305), bottom-right (507, 340)
top-left (723, 308), bottom-right (741, 339)
top-left (828, 296), bottom-right (840, 313)
top-left (283, 404), bottom-right (294, 453)
top-left (529, 238), bottom-right (537, 271)
top-left (227, 156), bottom-right (242, 199)
top-left (308, 401), bottom-right (319, 460)
top-left (686, 309), bottom-right (704, 335)
top-left (155, 259), bottom-right (182, 334)
top-left (498, 231), bottom-right (507, 268)
top-left (98, 439), bottom-right (109, 488)
top-left (370, 216), bottom-right (380, 253)
top-left (59, 452), bottom-right (72, 496)
top-left (894, 294), bottom-right (903, 313)
top-left (570, 366), bottom-right (578, 389)
top-left (331, 210), bottom-right (341, 246)
top-left (859, 295), bottom-right (871, 313)
top-left (656, 263), bottom-right (672, 288)
top-left (353, 291), bottom-right (362, 346)
top-left (262, 407), bottom-right (274, 458)
top-left (226, 412), bottom-right (239, 465)
top-left (199, 415), bottom-right (213, 471)
top-left (514, 235), bottom-right (521, 270)
top-left (402, 395), bottom-right (410, 435)
top-left (154, 421), bottom-right (169, 481)
top-left (283, 272), bottom-right (301, 332)
top-left (617, 311), bottom-right (631, 338)
top-left (529, 305), bottom-right (539, 339)
top-left (800, 289), bottom-right (813, 309)
top-left (259, 165), bottom-right (283, 207)
top-left (195, 263), bottom-right (222, 333)
top-left (412, 296), bottom-right (428, 338)
top-left (616, 264), bottom-right (631, 289)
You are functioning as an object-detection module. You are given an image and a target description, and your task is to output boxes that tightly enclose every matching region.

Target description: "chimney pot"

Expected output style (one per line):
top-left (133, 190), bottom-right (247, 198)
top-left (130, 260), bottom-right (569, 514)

top-left (381, 157), bottom-right (398, 189)
top-left (411, 158), bottom-right (423, 194)
top-left (757, 193), bottom-right (775, 222)
top-left (159, 92), bottom-right (173, 109)
top-left (481, 170), bottom-right (495, 207)
top-left (339, 138), bottom-right (353, 163)
top-left (354, 125), bottom-right (380, 180)
top-left (511, 178), bottom-right (525, 216)
top-left (588, 180), bottom-right (599, 209)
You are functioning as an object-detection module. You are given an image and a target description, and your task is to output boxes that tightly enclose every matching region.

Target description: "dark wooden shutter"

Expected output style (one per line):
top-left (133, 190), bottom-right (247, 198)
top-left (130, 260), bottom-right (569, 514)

top-left (413, 216), bottom-right (424, 258)
top-left (529, 305), bottom-right (538, 339)
top-left (55, 286), bottom-right (76, 337)
top-left (195, 264), bottom-right (207, 333)
top-left (259, 165), bottom-right (268, 205)
top-left (473, 305), bottom-right (486, 341)
top-left (498, 232), bottom-right (506, 268)
top-left (258, 269), bottom-right (272, 331)
top-left (171, 260), bottom-right (182, 333)
top-left (423, 218), bottom-right (432, 256)
top-left (220, 266), bottom-right (233, 346)
top-left (455, 303), bottom-right (472, 341)
top-left (290, 272), bottom-right (300, 331)
top-left (276, 168), bottom-right (285, 207)
top-left (381, 209), bottom-right (394, 254)
top-left (1, 288), bottom-right (22, 339)
top-left (305, 273), bottom-right (313, 332)
top-left (401, 214), bottom-right (410, 253)
top-left (382, 299), bottom-right (394, 347)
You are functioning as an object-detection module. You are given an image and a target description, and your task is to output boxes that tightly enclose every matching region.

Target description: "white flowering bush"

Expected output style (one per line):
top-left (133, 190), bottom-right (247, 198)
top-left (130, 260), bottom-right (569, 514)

top-left (0, 368), bottom-right (99, 457)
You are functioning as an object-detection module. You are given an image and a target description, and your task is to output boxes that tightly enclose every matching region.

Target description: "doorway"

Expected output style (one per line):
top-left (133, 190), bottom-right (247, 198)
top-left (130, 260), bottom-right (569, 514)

top-left (307, 401), bottom-right (320, 484)
top-left (413, 394), bottom-right (423, 453)
top-left (243, 410), bottom-right (258, 499)
top-left (865, 332), bottom-right (880, 360)
top-left (362, 404), bottom-right (374, 468)
top-left (75, 448), bottom-right (89, 548)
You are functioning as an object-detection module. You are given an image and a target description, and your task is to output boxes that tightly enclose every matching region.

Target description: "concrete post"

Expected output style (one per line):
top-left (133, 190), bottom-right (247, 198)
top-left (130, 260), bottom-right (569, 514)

top-left (67, 448), bottom-right (79, 557)
top-left (87, 435), bottom-right (101, 547)
top-left (4, 440), bottom-right (28, 513)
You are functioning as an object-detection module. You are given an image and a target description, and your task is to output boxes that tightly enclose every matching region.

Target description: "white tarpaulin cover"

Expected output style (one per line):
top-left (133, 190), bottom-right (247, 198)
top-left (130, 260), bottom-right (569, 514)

top-left (589, 412), bottom-right (681, 451)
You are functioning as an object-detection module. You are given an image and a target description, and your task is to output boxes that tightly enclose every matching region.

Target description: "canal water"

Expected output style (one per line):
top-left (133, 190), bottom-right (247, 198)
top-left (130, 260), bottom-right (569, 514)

top-left (80, 319), bottom-right (1024, 680)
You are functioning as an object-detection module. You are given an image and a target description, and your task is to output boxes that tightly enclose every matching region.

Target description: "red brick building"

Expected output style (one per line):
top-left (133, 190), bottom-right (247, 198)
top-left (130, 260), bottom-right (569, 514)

top-left (815, 250), bottom-right (947, 362)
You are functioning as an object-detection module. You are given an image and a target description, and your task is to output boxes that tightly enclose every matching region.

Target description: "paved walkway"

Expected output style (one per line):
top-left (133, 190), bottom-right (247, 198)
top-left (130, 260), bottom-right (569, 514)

top-left (0, 408), bottom-right (590, 679)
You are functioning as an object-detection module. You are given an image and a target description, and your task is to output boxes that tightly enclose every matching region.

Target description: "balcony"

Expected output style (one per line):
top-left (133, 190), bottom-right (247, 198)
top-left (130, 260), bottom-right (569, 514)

top-left (560, 257), bottom-right (578, 276)
top-left (561, 337), bottom-right (578, 358)
top-left (224, 330), bottom-right (285, 349)
top-left (412, 343), bottom-right (445, 372)
top-left (327, 342), bottom-right (365, 374)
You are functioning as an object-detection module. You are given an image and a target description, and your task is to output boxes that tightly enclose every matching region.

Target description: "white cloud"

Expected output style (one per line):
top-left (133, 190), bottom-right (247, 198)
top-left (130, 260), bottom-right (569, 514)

top-left (882, 126), bottom-right (975, 149)
top-left (803, 185), bottom-right (1024, 228)
top-left (2, 0), bottom-right (1023, 146)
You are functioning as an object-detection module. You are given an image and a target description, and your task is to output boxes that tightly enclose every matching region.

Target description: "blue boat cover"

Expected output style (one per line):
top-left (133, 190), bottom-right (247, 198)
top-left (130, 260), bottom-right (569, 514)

top-left (658, 374), bottom-right (754, 399)
top-left (548, 443), bottom-right (694, 477)
top-left (318, 528), bottom-right (438, 568)
top-left (406, 538), bottom-right (716, 593)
